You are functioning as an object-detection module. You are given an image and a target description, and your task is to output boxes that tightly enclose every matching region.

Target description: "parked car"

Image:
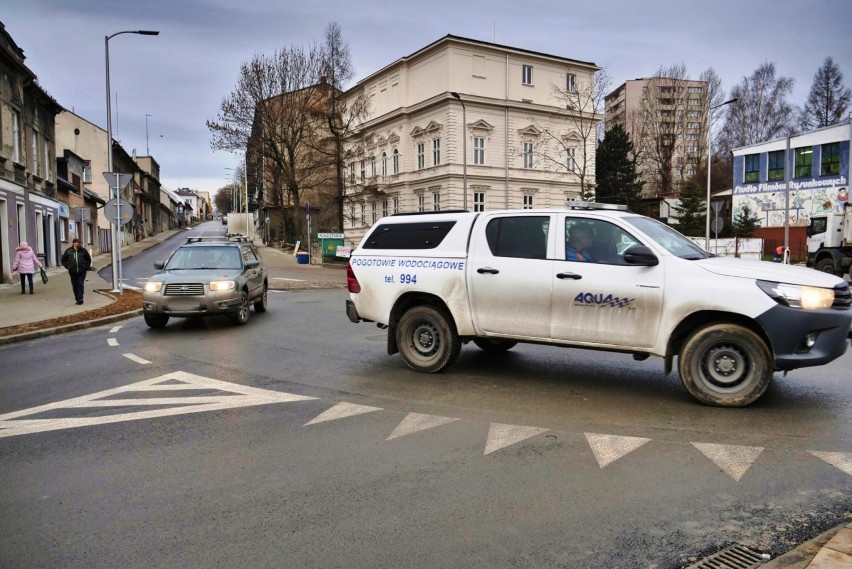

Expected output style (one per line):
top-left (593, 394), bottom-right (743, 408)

top-left (142, 235), bottom-right (268, 328)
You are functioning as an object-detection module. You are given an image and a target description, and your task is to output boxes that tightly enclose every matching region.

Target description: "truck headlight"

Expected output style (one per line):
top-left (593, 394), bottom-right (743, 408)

top-left (757, 280), bottom-right (835, 309)
top-left (209, 280), bottom-right (235, 291)
top-left (144, 281), bottom-right (162, 292)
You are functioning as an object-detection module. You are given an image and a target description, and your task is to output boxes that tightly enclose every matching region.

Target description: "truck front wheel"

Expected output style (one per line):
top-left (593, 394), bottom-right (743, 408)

top-left (678, 323), bottom-right (772, 407)
top-left (815, 257), bottom-right (841, 277)
top-left (397, 305), bottom-right (460, 373)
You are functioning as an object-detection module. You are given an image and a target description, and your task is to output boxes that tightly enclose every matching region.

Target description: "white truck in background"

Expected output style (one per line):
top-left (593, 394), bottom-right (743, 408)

top-left (807, 203), bottom-right (852, 278)
top-left (226, 212), bottom-right (254, 240)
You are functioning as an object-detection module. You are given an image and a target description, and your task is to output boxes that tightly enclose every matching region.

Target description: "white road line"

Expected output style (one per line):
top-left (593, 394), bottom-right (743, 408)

top-left (484, 423), bottom-right (548, 455)
top-left (809, 451), bottom-right (852, 476)
top-left (386, 412), bottom-right (458, 440)
top-left (270, 277), bottom-right (305, 282)
top-left (0, 371), bottom-right (317, 439)
top-left (585, 433), bottom-right (651, 468)
top-left (122, 353), bottom-right (151, 365)
top-left (692, 442), bottom-right (764, 481)
top-left (109, 326), bottom-right (122, 333)
top-left (107, 338), bottom-right (119, 347)
top-left (304, 402), bottom-right (382, 426)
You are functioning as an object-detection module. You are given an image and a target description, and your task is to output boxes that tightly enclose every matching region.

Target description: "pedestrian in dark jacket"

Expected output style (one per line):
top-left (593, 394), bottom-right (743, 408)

top-left (12, 241), bottom-right (43, 295)
top-left (61, 238), bottom-right (92, 305)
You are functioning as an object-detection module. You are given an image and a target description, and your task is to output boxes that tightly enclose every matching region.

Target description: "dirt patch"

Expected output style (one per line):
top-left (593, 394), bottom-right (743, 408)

top-left (0, 289), bottom-right (142, 338)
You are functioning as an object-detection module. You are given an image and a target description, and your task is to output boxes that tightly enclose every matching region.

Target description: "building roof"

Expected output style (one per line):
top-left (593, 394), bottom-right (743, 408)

top-left (732, 117), bottom-right (852, 154)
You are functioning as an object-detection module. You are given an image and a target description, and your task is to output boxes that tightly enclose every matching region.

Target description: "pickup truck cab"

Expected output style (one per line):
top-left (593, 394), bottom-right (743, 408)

top-left (345, 202), bottom-right (852, 407)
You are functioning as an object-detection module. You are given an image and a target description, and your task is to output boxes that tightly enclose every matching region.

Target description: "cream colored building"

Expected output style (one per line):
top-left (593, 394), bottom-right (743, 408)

top-left (341, 35), bottom-right (601, 244)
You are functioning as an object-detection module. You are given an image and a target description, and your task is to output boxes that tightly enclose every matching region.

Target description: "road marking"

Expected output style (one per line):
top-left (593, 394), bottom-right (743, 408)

top-left (270, 277), bottom-right (304, 282)
top-left (809, 451), bottom-right (852, 476)
top-left (304, 402), bottom-right (382, 426)
top-left (109, 326), bottom-right (122, 333)
top-left (386, 412), bottom-right (458, 440)
top-left (692, 442), bottom-right (764, 481)
top-left (107, 338), bottom-right (119, 347)
top-left (585, 433), bottom-right (651, 468)
top-left (123, 353), bottom-right (151, 365)
top-left (0, 371), bottom-right (317, 439)
top-left (484, 423), bottom-right (549, 455)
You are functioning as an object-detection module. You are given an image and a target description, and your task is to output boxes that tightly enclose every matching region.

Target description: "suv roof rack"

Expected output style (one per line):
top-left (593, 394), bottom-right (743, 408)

top-left (565, 200), bottom-right (628, 211)
top-left (185, 234), bottom-right (251, 244)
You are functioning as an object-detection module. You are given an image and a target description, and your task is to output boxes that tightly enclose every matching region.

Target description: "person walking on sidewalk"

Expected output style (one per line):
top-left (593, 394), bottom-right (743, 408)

top-left (12, 241), bottom-right (43, 295)
top-left (61, 238), bottom-right (92, 305)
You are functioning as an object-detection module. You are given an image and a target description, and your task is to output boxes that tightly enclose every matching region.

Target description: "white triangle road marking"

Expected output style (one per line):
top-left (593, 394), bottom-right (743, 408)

top-left (692, 442), bottom-right (764, 481)
top-left (585, 433), bottom-right (651, 468)
top-left (0, 371), bottom-right (317, 439)
top-left (386, 412), bottom-right (458, 440)
top-left (484, 423), bottom-right (548, 455)
top-left (304, 402), bottom-right (383, 426)
top-left (809, 451), bottom-right (852, 476)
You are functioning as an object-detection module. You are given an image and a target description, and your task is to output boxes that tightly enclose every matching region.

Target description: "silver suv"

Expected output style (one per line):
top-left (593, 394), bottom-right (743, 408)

top-left (142, 236), bottom-right (268, 328)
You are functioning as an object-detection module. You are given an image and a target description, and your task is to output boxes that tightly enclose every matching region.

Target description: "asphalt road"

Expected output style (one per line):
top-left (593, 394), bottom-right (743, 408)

top-left (1, 236), bottom-right (851, 568)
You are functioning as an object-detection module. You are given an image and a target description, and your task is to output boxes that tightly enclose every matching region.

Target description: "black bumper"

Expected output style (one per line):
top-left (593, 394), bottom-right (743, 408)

top-left (346, 299), bottom-right (361, 323)
top-left (756, 304), bottom-right (852, 371)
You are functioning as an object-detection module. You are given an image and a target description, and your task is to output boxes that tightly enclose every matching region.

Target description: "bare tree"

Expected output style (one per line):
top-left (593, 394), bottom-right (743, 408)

top-left (530, 66), bottom-right (610, 199)
top-left (799, 56), bottom-right (851, 130)
top-left (214, 183), bottom-right (234, 214)
top-left (207, 45), bottom-right (327, 241)
top-left (718, 62), bottom-right (796, 153)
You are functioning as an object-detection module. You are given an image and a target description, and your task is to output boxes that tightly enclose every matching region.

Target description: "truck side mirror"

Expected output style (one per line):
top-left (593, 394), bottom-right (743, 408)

top-left (623, 245), bottom-right (659, 266)
top-left (805, 225), bottom-right (813, 237)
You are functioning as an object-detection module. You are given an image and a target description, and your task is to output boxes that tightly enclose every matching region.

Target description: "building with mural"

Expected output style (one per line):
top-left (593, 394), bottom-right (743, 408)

top-left (732, 119), bottom-right (850, 228)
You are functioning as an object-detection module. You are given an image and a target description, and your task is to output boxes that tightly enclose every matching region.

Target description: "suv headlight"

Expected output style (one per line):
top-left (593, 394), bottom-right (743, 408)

top-left (757, 280), bottom-right (835, 309)
top-left (209, 280), bottom-right (235, 291)
top-left (144, 281), bottom-right (162, 292)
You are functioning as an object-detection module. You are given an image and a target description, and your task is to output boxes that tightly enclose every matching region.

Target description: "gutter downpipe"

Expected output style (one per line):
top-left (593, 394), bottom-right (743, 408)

top-left (505, 54), bottom-right (510, 208)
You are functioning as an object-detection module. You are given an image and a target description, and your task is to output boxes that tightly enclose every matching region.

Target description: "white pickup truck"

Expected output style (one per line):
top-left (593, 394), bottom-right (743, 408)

top-left (345, 202), bottom-right (852, 407)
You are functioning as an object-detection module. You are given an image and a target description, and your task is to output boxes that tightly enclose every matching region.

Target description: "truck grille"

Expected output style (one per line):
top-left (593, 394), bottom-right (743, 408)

top-left (834, 282), bottom-right (851, 309)
top-left (164, 283), bottom-right (205, 296)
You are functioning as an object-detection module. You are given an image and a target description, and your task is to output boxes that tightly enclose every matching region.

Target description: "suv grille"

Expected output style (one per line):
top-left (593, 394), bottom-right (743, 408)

top-left (164, 283), bottom-right (205, 296)
top-left (834, 282), bottom-right (851, 309)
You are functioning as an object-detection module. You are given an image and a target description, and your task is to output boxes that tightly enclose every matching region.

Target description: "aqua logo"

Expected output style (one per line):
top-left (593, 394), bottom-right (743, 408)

top-left (573, 292), bottom-right (635, 308)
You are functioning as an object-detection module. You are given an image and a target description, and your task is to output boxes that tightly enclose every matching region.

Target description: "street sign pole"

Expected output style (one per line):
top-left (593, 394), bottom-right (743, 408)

top-left (103, 172), bottom-right (132, 292)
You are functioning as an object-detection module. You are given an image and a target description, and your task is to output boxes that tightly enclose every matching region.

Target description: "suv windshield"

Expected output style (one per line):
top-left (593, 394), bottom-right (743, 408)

top-left (166, 246), bottom-right (243, 270)
top-left (625, 216), bottom-right (711, 260)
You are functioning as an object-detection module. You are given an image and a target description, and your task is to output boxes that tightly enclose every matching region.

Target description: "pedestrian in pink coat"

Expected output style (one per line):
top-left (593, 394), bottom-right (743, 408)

top-left (12, 241), bottom-right (43, 295)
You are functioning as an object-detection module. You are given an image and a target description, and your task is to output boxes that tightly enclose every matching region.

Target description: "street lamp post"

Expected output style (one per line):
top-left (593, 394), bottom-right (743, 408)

top-left (105, 29), bottom-right (159, 291)
top-left (705, 97), bottom-right (737, 250)
top-left (450, 92), bottom-right (468, 210)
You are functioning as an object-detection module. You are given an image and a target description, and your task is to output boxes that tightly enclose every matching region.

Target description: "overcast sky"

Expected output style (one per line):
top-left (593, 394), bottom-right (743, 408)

top-left (3, 0), bottom-right (850, 198)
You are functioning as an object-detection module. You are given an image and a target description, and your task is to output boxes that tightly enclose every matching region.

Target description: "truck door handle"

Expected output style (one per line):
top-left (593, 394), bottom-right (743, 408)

top-left (477, 267), bottom-right (500, 274)
top-left (556, 272), bottom-right (582, 280)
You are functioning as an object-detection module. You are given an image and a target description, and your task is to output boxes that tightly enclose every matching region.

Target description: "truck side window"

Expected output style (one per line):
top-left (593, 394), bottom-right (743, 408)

top-left (485, 216), bottom-right (549, 259)
top-left (565, 218), bottom-right (639, 265)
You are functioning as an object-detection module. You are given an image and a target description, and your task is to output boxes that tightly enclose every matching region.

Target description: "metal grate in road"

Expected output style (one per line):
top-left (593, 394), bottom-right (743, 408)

top-left (684, 544), bottom-right (768, 569)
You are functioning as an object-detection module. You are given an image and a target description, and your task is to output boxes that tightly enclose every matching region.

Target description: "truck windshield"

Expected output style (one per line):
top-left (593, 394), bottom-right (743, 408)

top-left (625, 216), bottom-right (711, 260)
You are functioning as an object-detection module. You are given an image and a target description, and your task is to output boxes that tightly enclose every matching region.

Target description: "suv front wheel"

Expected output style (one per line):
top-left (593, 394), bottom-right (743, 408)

top-left (678, 323), bottom-right (772, 407)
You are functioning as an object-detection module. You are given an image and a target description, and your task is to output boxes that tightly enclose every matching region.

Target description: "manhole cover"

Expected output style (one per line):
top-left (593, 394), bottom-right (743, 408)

top-left (685, 544), bottom-right (769, 569)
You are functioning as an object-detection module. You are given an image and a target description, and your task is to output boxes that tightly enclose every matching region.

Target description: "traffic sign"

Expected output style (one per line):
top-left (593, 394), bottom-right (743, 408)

top-left (104, 198), bottom-right (135, 225)
top-left (102, 172), bottom-right (132, 190)
top-left (713, 218), bottom-right (724, 234)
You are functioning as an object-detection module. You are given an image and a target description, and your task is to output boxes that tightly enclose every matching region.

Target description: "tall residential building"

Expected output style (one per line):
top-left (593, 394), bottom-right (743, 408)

top-left (341, 35), bottom-right (601, 245)
top-left (605, 77), bottom-right (708, 197)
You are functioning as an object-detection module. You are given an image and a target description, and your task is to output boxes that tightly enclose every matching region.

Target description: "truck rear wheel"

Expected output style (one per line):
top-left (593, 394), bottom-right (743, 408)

top-left (678, 323), bottom-right (772, 407)
top-left (473, 338), bottom-right (518, 352)
top-left (397, 305), bottom-right (460, 373)
top-left (815, 257), bottom-right (842, 277)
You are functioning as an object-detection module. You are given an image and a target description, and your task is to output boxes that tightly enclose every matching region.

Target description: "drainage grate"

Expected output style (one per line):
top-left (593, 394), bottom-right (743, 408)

top-left (684, 544), bottom-right (769, 569)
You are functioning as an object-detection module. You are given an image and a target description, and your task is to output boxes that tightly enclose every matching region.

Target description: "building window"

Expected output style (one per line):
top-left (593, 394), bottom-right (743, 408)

top-left (382, 200), bottom-right (388, 218)
top-left (59, 219), bottom-right (67, 242)
top-left (473, 136), bottom-right (485, 165)
top-left (360, 204), bottom-right (366, 225)
top-left (370, 156), bottom-right (376, 177)
top-left (522, 65), bottom-right (533, 85)
top-left (381, 152), bottom-right (387, 176)
top-left (687, 122), bottom-right (700, 129)
top-left (371, 202), bottom-right (377, 224)
top-left (417, 195), bottom-right (425, 212)
top-left (473, 191), bottom-right (485, 212)
top-left (566, 73), bottom-right (576, 93)
top-left (768, 150), bottom-right (785, 181)
top-left (12, 110), bottom-right (21, 163)
top-left (392, 196), bottom-right (399, 214)
top-left (349, 205), bottom-right (355, 226)
top-left (523, 194), bottom-right (534, 209)
top-left (688, 86), bottom-right (703, 94)
top-left (349, 163), bottom-right (355, 184)
top-left (83, 160), bottom-right (92, 183)
top-left (566, 147), bottom-right (576, 172)
top-left (31, 133), bottom-right (40, 176)
top-left (794, 147), bottom-right (813, 178)
top-left (523, 142), bottom-right (534, 169)
top-left (433, 192), bottom-right (440, 211)
top-left (821, 142), bottom-right (840, 176)
top-left (44, 143), bottom-right (51, 181)
top-left (392, 149), bottom-right (399, 174)
top-left (360, 160), bottom-right (365, 182)
top-left (416, 142), bottom-right (425, 169)
top-left (432, 138), bottom-right (441, 166)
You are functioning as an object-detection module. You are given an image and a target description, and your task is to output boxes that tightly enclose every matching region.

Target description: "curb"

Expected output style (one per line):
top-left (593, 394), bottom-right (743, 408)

top-left (0, 308), bottom-right (142, 346)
